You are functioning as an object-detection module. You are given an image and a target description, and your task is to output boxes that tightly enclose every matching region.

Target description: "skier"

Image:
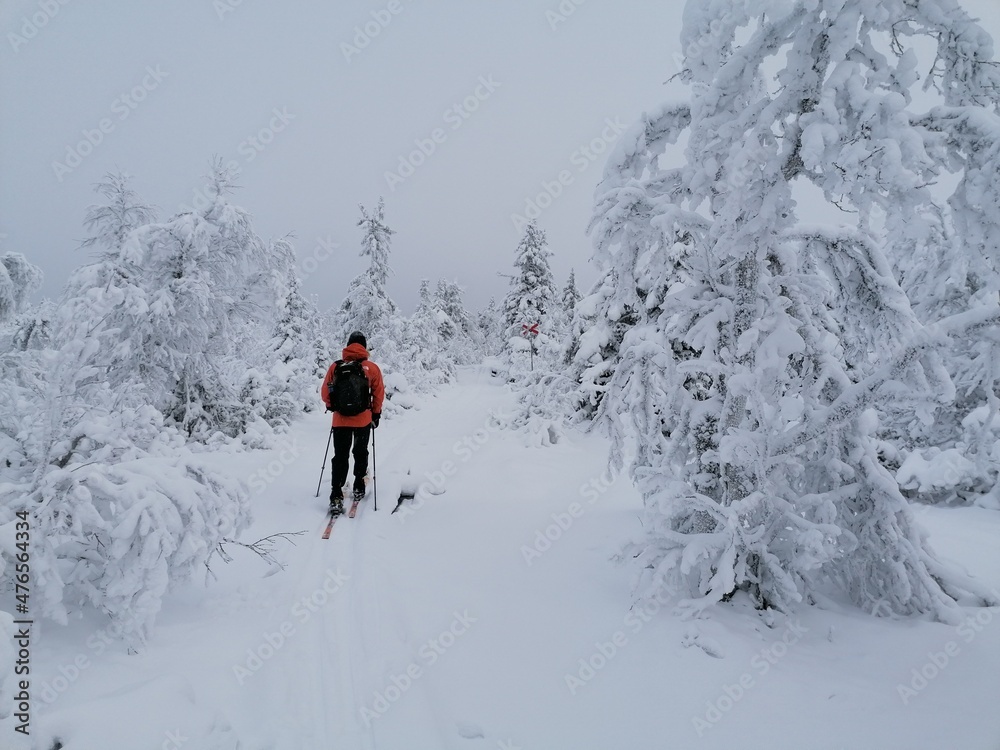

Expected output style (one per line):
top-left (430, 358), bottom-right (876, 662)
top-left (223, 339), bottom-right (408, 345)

top-left (321, 331), bottom-right (385, 514)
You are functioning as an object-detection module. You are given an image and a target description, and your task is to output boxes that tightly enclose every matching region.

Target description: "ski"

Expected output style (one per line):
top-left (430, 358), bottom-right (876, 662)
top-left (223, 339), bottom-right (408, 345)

top-left (348, 475), bottom-right (372, 518)
top-left (348, 495), bottom-right (363, 518)
top-left (322, 503), bottom-right (344, 539)
top-left (322, 509), bottom-right (339, 539)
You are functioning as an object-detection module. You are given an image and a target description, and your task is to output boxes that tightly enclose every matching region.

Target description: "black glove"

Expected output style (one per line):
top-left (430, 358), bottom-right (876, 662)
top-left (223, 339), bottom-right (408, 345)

top-left (372, 412), bottom-right (381, 429)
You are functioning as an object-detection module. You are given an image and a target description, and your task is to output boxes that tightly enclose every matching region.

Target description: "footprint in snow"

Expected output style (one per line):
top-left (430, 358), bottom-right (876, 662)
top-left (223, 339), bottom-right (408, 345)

top-left (681, 625), bottom-right (726, 658)
top-left (456, 721), bottom-right (486, 740)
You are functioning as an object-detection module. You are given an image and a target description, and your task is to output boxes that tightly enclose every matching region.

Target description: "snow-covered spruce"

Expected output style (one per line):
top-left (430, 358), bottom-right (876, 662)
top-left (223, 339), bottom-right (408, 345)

top-left (584, 0), bottom-right (1000, 621)
top-left (330, 197), bottom-right (420, 405)
top-left (503, 221), bottom-right (559, 374)
top-left (476, 297), bottom-right (506, 357)
top-left (556, 267), bottom-right (582, 343)
top-left (406, 279), bottom-right (456, 386)
top-left (238, 237), bottom-right (327, 440)
top-left (60, 166), bottom-right (305, 442)
top-left (434, 278), bottom-right (482, 366)
top-left (333, 198), bottom-right (398, 342)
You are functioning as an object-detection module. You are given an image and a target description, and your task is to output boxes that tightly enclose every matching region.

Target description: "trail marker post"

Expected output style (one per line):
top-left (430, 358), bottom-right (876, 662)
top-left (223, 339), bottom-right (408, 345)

top-left (521, 322), bottom-right (540, 371)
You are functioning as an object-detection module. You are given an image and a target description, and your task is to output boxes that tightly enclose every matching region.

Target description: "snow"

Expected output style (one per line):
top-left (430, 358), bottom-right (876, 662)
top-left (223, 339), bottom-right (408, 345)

top-left (6, 368), bottom-right (998, 749)
top-left (897, 448), bottom-right (979, 494)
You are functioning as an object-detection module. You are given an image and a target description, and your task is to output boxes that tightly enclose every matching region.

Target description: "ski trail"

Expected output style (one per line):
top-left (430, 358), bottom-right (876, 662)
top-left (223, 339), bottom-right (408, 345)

top-left (326, 518), bottom-right (378, 750)
top-left (255, 510), bottom-right (338, 748)
top-left (255, 367), bottom-right (511, 748)
top-left (344, 368), bottom-right (508, 749)
top-left (260, 512), bottom-right (376, 748)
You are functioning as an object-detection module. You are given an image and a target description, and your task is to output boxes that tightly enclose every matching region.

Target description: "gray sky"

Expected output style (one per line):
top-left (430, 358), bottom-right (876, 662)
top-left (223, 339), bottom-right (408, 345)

top-left (2, 0), bottom-right (998, 315)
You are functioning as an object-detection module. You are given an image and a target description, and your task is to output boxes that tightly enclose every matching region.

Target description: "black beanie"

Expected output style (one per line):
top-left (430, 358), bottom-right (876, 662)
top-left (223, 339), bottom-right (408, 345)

top-left (347, 331), bottom-right (367, 348)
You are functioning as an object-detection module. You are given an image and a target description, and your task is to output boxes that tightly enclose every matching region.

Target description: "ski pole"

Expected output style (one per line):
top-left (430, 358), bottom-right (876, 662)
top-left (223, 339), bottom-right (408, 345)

top-left (372, 426), bottom-right (377, 512)
top-left (315, 426), bottom-right (334, 498)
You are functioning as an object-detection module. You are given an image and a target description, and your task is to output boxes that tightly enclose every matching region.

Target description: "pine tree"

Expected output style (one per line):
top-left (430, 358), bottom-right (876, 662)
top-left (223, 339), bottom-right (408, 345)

top-left (503, 221), bottom-right (557, 336)
top-left (477, 297), bottom-right (505, 356)
top-left (59, 172), bottom-right (156, 395)
top-left (434, 279), bottom-right (472, 340)
top-left (406, 279), bottom-right (454, 384)
top-left (588, 0), bottom-right (1000, 621)
top-left (410, 279), bottom-right (441, 351)
top-left (335, 198), bottom-right (399, 343)
top-left (503, 222), bottom-right (558, 371)
top-left (560, 269), bottom-right (582, 325)
top-left (236, 239), bottom-right (323, 432)
top-left (433, 278), bottom-right (482, 367)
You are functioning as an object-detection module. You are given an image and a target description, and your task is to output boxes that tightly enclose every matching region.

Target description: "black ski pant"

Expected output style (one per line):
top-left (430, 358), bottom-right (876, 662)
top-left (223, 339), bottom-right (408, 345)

top-left (331, 425), bottom-right (371, 495)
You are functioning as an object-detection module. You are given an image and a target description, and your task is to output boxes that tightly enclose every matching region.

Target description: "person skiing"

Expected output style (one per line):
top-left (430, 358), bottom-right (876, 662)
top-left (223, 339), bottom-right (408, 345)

top-left (321, 331), bottom-right (385, 514)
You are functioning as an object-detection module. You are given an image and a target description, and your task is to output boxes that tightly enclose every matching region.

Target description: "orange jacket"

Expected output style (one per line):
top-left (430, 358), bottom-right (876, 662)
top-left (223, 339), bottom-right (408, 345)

top-left (320, 343), bottom-right (385, 428)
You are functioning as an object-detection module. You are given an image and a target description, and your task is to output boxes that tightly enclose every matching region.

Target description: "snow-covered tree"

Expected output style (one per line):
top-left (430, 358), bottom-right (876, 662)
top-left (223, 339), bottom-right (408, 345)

top-left (58, 173), bottom-right (156, 392)
top-left (334, 198), bottom-right (399, 342)
top-left (879, 73), bottom-right (1000, 506)
top-left (0, 252), bottom-right (43, 324)
top-left (411, 279), bottom-right (439, 347)
top-left (476, 297), bottom-right (505, 356)
top-left (557, 268), bottom-right (582, 333)
top-left (235, 239), bottom-right (324, 436)
top-left (58, 163), bottom-right (294, 440)
top-left (503, 222), bottom-right (557, 335)
top-left (405, 279), bottom-right (454, 384)
top-left (0, 167), bottom-right (283, 645)
top-left (131, 162), bottom-right (273, 437)
top-left (80, 171), bottom-right (158, 253)
top-left (9, 299), bottom-right (57, 352)
top-left (564, 267), bottom-right (644, 421)
top-left (588, 0), bottom-right (1000, 621)
top-left (330, 198), bottom-right (422, 402)
top-left (0, 336), bottom-right (249, 644)
top-left (503, 222), bottom-right (559, 371)
top-left (331, 198), bottom-right (411, 379)
top-left (434, 278), bottom-right (481, 365)
top-left (434, 279), bottom-right (470, 340)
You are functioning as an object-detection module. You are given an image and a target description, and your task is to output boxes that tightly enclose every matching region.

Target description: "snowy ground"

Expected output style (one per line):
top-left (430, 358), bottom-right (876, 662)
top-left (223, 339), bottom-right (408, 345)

top-left (7, 366), bottom-right (1000, 749)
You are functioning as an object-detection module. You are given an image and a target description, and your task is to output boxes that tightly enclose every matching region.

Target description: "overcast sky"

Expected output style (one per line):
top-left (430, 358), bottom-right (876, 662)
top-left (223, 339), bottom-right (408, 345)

top-left (2, 0), bottom-right (998, 316)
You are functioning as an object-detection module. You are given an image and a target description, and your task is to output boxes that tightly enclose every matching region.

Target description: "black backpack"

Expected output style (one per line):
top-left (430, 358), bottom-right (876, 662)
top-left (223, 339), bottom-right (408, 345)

top-left (328, 359), bottom-right (371, 416)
